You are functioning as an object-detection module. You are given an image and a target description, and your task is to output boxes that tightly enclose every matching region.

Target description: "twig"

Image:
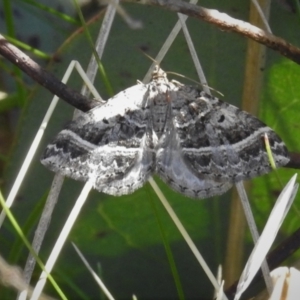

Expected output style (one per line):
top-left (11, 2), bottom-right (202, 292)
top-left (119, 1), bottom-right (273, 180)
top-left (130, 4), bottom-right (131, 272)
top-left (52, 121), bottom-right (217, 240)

top-left (128, 0), bottom-right (300, 64)
top-left (0, 34), bottom-right (99, 112)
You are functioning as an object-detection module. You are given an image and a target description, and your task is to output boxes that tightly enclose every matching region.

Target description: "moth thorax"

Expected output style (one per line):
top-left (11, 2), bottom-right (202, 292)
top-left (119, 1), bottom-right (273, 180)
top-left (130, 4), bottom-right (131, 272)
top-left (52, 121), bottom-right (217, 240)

top-left (151, 65), bottom-right (168, 83)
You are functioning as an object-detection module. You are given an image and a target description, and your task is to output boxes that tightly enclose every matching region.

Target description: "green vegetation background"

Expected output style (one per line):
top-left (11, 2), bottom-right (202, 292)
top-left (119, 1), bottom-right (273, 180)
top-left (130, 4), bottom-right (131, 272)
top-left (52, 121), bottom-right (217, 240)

top-left (1, 0), bottom-right (299, 299)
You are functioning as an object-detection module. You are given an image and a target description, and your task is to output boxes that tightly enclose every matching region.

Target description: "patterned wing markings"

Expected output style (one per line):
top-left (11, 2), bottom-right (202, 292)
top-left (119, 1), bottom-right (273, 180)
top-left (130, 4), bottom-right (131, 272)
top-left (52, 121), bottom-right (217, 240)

top-left (42, 67), bottom-right (289, 198)
top-left (170, 86), bottom-right (289, 183)
top-left (42, 84), bottom-right (156, 196)
top-left (156, 109), bottom-right (232, 199)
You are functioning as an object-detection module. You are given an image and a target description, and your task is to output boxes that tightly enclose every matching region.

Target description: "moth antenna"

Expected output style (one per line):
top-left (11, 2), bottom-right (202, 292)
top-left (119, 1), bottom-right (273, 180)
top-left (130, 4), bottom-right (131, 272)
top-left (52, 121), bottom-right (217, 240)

top-left (166, 71), bottom-right (224, 97)
top-left (137, 49), bottom-right (160, 66)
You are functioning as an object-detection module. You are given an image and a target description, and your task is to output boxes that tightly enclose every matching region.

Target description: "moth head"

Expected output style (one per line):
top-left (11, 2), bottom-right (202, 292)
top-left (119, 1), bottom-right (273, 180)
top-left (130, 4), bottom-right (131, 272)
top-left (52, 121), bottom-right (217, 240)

top-left (151, 65), bottom-right (168, 83)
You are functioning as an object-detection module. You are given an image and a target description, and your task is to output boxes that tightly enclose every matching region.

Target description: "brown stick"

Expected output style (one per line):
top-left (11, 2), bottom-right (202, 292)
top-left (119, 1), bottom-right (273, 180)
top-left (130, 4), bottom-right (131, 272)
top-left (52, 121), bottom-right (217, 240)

top-left (129, 0), bottom-right (300, 64)
top-left (0, 35), bottom-right (100, 112)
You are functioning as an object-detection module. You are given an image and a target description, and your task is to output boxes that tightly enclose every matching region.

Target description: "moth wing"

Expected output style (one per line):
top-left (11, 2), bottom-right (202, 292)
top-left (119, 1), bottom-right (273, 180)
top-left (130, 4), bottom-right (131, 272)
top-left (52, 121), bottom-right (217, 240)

top-left (174, 89), bottom-right (289, 182)
top-left (41, 84), bottom-right (155, 196)
top-left (156, 123), bottom-right (232, 199)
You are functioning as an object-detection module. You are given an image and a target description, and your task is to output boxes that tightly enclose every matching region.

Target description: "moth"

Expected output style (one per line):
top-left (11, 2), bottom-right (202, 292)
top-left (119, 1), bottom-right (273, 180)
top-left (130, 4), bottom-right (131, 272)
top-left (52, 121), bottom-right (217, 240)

top-left (41, 66), bottom-right (289, 199)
